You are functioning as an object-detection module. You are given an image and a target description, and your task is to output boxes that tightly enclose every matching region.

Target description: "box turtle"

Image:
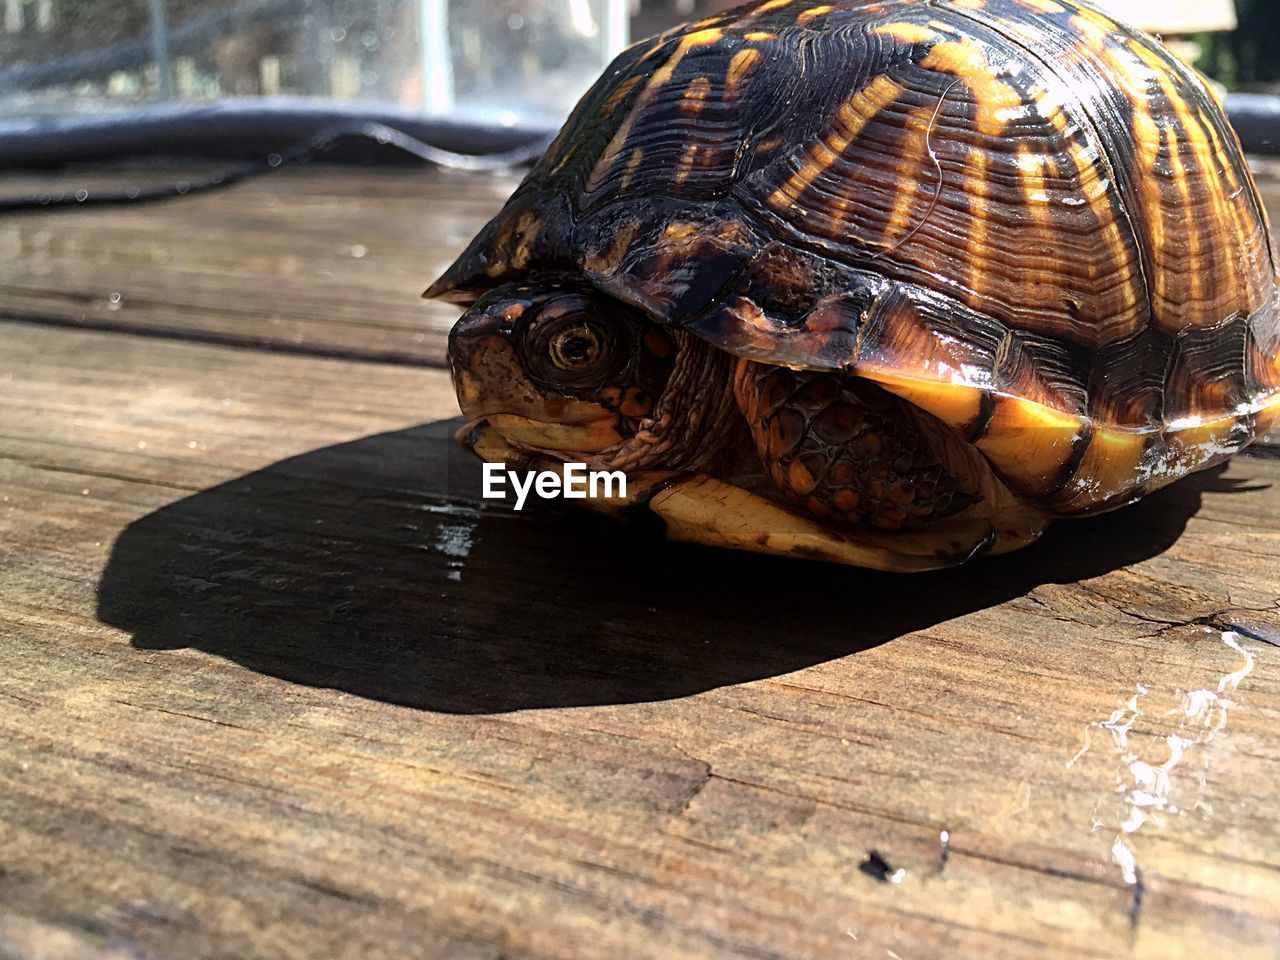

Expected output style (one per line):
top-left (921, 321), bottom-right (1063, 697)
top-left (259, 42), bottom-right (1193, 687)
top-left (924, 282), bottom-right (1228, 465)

top-left (427, 0), bottom-right (1279, 572)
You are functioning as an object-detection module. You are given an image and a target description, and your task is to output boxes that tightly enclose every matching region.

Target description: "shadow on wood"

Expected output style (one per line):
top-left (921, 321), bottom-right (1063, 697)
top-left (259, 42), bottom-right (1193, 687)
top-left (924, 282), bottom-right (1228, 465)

top-left (94, 419), bottom-right (1244, 714)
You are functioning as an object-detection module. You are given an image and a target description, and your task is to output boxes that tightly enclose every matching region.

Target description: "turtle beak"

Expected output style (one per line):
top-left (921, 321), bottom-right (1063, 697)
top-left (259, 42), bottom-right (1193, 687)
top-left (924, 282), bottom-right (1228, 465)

top-left (447, 303), bottom-right (626, 455)
top-left (447, 312), bottom-right (516, 419)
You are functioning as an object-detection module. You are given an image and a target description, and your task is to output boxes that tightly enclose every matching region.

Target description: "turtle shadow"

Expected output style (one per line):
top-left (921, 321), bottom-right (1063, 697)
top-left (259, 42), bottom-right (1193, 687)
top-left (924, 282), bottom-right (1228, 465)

top-left (95, 418), bottom-right (1241, 714)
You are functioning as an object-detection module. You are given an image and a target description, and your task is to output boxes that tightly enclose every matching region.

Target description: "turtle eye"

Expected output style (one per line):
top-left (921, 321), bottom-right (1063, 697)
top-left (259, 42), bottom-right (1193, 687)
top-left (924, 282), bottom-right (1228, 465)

top-left (526, 315), bottom-right (620, 389)
top-left (549, 326), bottom-right (602, 370)
top-left (518, 302), bottom-right (629, 392)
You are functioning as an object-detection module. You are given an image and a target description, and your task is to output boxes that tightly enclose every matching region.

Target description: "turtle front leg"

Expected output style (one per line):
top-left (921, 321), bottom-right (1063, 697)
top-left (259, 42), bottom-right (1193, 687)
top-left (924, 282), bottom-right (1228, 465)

top-left (733, 360), bottom-right (979, 530)
top-left (728, 358), bottom-right (1051, 568)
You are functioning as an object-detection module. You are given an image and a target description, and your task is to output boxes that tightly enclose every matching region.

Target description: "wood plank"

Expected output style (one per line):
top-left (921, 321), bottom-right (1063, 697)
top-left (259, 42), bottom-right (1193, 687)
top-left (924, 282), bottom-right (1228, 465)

top-left (0, 166), bottom-right (521, 365)
top-left (2, 321), bottom-right (1280, 958)
top-left (0, 164), bottom-right (1276, 369)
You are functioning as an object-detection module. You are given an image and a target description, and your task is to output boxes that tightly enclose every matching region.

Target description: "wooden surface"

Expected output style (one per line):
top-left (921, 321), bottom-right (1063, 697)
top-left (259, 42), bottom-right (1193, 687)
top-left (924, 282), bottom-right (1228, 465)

top-left (2, 165), bottom-right (1280, 960)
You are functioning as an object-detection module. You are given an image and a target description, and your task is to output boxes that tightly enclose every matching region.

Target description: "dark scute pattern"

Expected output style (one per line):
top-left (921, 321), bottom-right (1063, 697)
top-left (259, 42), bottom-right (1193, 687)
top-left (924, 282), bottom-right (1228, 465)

top-left (994, 331), bottom-right (1091, 418)
top-left (684, 273), bottom-right (886, 371)
top-left (1088, 327), bottom-right (1173, 428)
top-left (425, 39), bottom-right (657, 298)
top-left (858, 285), bottom-right (1002, 388)
top-left (952, 0), bottom-right (1274, 332)
top-left (576, 198), bottom-right (761, 318)
top-left (734, 3), bottom-right (1153, 349)
top-left (1165, 317), bottom-right (1252, 423)
top-left (1250, 297), bottom-right (1280, 396)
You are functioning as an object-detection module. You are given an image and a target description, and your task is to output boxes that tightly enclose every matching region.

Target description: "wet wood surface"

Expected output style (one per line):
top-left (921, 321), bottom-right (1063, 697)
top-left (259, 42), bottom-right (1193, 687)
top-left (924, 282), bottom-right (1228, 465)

top-left (1, 165), bottom-right (1280, 960)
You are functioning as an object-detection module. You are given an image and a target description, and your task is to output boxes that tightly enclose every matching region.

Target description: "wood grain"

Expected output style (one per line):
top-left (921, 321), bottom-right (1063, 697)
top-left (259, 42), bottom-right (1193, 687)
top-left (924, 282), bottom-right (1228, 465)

top-left (0, 166), bottom-right (521, 365)
top-left (0, 166), bottom-right (1279, 960)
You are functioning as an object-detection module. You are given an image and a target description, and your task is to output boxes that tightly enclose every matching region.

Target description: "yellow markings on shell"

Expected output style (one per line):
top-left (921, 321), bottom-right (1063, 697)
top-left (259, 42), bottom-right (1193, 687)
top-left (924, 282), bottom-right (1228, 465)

top-left (1055, 427), bottom-right (1147, 512)
top-left (685, 75), bottom-right (711, 101)
top-left (859, 369), bottom-right (985, 432)
top-left (592, 74), bottom-right (644, 138)
top-left (950, 0), bottom-right (985, 8)
top-left (1163, 122), bottom-right (1209, 307)
top-left (683, 27), bottom-right (725, 47)
top-left (883, 104), bottom-right (935, 244)
top-left (1014, 0), bottom-right (1065, 12)
top-left (671, 89), bottom-right (704, 186)
top-left (920, 40), bottom-right (1022, 136)
top-left (587, 29), bottom-right (723, 192)
top-left (1131, 40), bottom-right (1247, 323)
top-left (1044, 106), bottom-right (1143, 332)
top-left (754, 134), bottom-right (784, 154)
top-left (976, 396), bottom-right (1084, 496)
top-left (490, 209), bottom-right (539, 273)
top-left (1125, 69), bottom-right (1163, 304)
top-left (1070, 4), bottom-right (1122, 37)
top-left (507, 211), bottom-right (541, 271)
top-left (726, 48), bottom-right (763, 93)
top-left (965, 148), bottom-right (990, 303)
top-left (1013, 142), bottom-right (1058, 303)
top-left (754, 0), bottom-right (793, 14)
top-left (551, 74), bottom-right (641, 175)
top-left (874, 22), bottom-right (937, 44)
top-left (675, 144), bottom-right (700, 184)
top-left (1203, 118), bottom-right (1272, 316)
top-left (744, 31), bottom-right (776, 41)
top-left (797, 5), bottom-right (833, 24)
top-left (602, 74), bottom-right (644, 112)
top-left (682, 75), bottom-right (712, 120)
top-left (835, 75), bottom-right (908, 149)
top-left (1067, 11), bottom-right (1109, 53)
top-left (1074, 3), bottom-right (1265, 318)
top-left (1136, 42), bottom-right (1267, 315)
top-left (583, 219), bottom-right (643, 275)
top-left (768, 75), bottom-right (904, 209)
top-left (619, 147), bottom-right (645, 190)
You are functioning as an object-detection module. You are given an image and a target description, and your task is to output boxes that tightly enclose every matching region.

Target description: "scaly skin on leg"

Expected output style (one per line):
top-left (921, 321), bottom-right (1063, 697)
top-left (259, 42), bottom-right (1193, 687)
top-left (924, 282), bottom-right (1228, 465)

top-left (733, 360), bottom-right (979, 530)
top-left (725, 358), bottom-right (1052, 568)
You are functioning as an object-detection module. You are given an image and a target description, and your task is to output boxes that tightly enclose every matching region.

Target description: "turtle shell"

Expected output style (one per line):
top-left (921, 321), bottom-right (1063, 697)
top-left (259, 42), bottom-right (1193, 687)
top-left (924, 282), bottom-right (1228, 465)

top-left (428, 0), bottom-right (1280, 514)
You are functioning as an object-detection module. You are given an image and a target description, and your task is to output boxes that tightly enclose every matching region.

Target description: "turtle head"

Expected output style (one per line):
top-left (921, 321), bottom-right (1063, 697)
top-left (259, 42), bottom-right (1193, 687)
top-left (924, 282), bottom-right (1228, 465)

top-left (448, 284), bottom-right (675, 457)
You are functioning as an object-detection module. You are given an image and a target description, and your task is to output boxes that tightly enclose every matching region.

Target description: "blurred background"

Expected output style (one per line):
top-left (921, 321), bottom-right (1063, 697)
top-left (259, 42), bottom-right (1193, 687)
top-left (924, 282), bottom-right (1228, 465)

top-left (1, 0), bottom-right (1276, 139)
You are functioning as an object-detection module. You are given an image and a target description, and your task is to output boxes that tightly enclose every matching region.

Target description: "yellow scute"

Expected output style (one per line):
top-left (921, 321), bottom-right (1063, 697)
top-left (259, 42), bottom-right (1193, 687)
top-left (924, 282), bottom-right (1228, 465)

top-left (1053, 427), bottom-right (1148, 513)
top-left (976, 396), bottom-right (1083, 495)
top-left (858, 369), bottom-right (984, 433)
